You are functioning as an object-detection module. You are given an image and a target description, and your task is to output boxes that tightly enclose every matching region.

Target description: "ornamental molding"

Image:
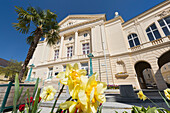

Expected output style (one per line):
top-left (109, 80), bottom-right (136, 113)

top-left (156, 8), bottom-right (170, 18)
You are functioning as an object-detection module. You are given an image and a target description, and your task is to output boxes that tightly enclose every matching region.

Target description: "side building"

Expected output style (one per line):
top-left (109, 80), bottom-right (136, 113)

top-left (28, 0), bottom-right (170, 90)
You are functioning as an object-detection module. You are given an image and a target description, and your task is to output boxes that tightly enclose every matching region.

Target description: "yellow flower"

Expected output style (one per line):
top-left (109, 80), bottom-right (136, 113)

top-left (57, 63), bottom-right (87, 96)
top-left (85, 73), bottom-right (107, 113)
top-left (164, 88), bottom-right (170, 100)
top-left (60, 101), bottom-right (87, 113)
top-left (137, 91), bottom-right (147, 101)
top-left (40, 85), bottom-right (56, 101)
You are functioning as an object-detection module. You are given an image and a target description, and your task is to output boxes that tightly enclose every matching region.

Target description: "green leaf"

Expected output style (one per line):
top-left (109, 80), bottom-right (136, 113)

top-left (13, 74), bottom-right (19, 113)
top-left (32, 78), bottom-right (39, 99)
top-left (159, 91), bottom-right (170, 108)
top-left (17, 86), bottom-right (24, 101)
top-left (26, 88), bottom-right (31, 110)
top-left (32, 88), bottom-right (41, 113)
top-left (19, 90), bottom-right (27, 104)
top-left (146, 107), bottom-right (157, 113)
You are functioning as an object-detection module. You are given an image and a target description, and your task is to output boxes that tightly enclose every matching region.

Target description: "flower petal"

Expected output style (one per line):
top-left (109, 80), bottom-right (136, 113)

top-left (46, 93), bottom-right (55, 101)
top-left (60, 101), bottom-right (76, 110)
top-left (73, 63), bottom-right (79, 70)
top-left (96, 81), bottom-right (107, 94)
top-left (69, 102), bottom-right (77, 113)
top-left (96, 94), bottom-right (106, 103)
top-left (78, 89), bottom-right (87, 105)
top-left (78, 69), bottom-right (87, 76)
top-left (57, 72), bottom-right (65, 79)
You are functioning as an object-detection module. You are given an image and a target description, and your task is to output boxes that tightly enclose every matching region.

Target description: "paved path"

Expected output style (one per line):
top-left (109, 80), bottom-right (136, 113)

top-left (39, 101), bottom-right (169, 113)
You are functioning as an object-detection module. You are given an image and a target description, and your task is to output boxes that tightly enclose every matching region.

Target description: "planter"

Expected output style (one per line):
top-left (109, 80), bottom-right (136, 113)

top-left (115, 73), bottom-right (129, 78)
top-left (0, 82), bottom-right (35, 112)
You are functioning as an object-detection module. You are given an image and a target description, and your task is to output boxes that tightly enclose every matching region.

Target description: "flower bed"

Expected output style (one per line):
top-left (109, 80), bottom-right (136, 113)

top-left (107, 84), bottom-right (119, 89)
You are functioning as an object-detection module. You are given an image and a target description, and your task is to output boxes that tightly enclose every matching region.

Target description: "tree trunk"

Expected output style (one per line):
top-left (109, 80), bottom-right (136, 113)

top-left (18, 27), bottom-right (43, 82)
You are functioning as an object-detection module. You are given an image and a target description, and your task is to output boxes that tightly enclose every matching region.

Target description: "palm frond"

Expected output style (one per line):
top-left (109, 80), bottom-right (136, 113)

top-left (26, 36), bottom-right (34, 45)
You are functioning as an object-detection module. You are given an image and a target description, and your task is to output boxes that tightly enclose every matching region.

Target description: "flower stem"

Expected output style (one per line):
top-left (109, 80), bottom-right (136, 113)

top-left (51, 85), bottom-right (65, 113)
top-left (147, 98), bottom-right (160, 108)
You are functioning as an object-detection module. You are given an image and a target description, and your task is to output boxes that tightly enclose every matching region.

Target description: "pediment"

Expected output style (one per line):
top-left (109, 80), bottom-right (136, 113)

top-left (59, 14), bottom-right (106, 29)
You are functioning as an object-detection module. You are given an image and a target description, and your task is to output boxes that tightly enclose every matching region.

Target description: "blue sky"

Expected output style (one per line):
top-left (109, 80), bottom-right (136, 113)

top-left (0, 0), bottom-right (165, 61)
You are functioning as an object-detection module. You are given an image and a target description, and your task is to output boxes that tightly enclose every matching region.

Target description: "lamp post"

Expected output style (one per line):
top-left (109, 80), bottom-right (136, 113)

top-left (87, 53), bottom-right (94, 77)
top-left (25, 64), bottom-right (35, 82)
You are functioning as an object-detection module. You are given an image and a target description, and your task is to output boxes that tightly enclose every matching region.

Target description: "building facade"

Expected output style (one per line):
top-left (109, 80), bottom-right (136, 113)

top-left (28, 0), bottom-right (170, 90)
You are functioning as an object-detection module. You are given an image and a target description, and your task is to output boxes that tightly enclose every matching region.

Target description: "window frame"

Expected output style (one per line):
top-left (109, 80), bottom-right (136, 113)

top-left (67, 46), bottom-right (73, 57)
top-left (127, 33), bottom-right (140, 48)
top-left (146, 23), bottom-right (161, 41)
top-left (54, 49), bottom-right (59, 60)
top-left (158, 16), bottom-right (170, 36)
top-left (82, 43), bottom-right (90, 55)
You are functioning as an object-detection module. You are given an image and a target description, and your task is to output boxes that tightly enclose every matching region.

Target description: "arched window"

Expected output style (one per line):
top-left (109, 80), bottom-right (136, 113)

top-left (158, 16), bottom-right (170, 36)
top-left (128, 33), bottom-right (140, 47)
top-left (146, 23), bottom-right (161, 41)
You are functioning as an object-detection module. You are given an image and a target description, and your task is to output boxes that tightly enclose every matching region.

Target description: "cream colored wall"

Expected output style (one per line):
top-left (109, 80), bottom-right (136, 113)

top-left (27, 1), bottom-right (170, 89)
top-left (105, 19), bottom-right (128, 55)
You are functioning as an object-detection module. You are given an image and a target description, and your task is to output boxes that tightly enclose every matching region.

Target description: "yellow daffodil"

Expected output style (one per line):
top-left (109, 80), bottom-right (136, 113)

top-left (164, 88), bottom-right (170, 100)
top-left (84, 74), bottom-right (107, 113)
top-left (137, 91), bottom-right (147, 101)
top-left (60, 101), bottom-right (88, 113)
top-left (40, 85), bottom-right (56, 101)
top-left (57, 63), bottom-right (87, 96)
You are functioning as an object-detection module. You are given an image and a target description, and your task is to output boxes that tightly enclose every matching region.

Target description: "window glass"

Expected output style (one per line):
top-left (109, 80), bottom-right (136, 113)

top-left (134, 38), bottom-right (140, 46)
top-left (165, 16), bottom-right (170, 23)
top-left (151, 24), bottom-right (157, 30)
top-left (146, 23), bottom-right (161, 41)
top-left (84, 33), bottom-right (88, 37)
top-left (127, 33), bottom-right (140, 47)
top-left (147, 33), bottom-right (154, 41)
top-left (158, 20), bottom-right (165, 26)
top-left (81, 62), bottom-right (88, 76)
top-left (54, 50), bottom-right (59, 60)
top-left (67, 46), bottom-right (73, 57)
top-left (129, 40), bottom-right (134, 47)
top-left (82, 43), bottom-right (90, 55)
top-left (158, 16), bottom-right (170, 36)
top-left (162, 27), bottom-right (170, 36)
top-left (153, 30), bottom-right (161, 39)
top-left (69, 37), bottom-right (72, 41)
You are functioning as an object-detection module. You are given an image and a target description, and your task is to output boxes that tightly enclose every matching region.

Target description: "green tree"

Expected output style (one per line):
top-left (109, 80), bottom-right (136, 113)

top-left (13, 6), bottom-right (60, 81)
top-left (0, 59), bottom-right (28, 81)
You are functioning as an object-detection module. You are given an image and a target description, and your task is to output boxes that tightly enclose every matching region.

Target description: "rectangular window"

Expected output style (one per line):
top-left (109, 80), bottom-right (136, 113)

top-left (63, 65), bottom-right (66, 71)
top-left (81, 62), bottom-right (89, 76)
top-left (48, 67), bottom-right (53, 79)
top-left (82, 43), bottom-right (90, 55)
top-left (54, 50), bottom-right (59, 60)
top-left (67, 46), bottom-right (73, 57)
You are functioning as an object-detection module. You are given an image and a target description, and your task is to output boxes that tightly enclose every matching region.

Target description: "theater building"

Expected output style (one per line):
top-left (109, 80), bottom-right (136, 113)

top-left (28, 0), bottom-right (170, 90)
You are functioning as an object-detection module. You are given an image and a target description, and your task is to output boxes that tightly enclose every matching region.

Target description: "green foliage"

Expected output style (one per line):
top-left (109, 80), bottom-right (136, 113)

top-left (12, 74), bottom-right (41, 113)
top-left (13, 6), bottom-right (60, 46)
top-left (13, 74), bottom-right (20, 113)
top-left (131, 106), bottom-right (170, 113)
top-left (0, 59), bottom-right (28, 80)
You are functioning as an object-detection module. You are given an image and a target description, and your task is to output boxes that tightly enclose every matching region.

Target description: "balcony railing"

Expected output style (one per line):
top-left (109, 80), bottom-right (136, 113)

top-left (129, 36), bottom-right (170, 52)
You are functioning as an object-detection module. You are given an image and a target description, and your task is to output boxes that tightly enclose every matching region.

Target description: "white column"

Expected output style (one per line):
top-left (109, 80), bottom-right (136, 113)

top-left (74, 31), bottom-right (78, 56)
top-left (59, 36), bottom-right (64, 58)
top-left (91, 26), bottom-right (97, 54)
top-left (100, 24), bottom-right (108, 53)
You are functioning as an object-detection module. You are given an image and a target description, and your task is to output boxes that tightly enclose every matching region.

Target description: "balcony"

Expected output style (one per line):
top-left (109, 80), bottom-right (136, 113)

top-left (129, 36), bottom-right (170, 52)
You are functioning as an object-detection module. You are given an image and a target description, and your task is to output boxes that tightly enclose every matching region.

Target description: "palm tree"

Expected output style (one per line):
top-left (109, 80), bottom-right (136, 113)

top-left (13, 6), bottom-right (60, 81)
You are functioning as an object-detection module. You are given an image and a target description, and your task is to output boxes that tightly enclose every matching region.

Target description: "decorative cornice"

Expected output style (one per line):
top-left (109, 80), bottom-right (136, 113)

top-left (155, 8), bottom-right (170, 18)
top-left (104, 16), bottom-right (124, 25)
top-left (59, 17), bottom-right (105, 32)
top-left (122, 0), bottom-right (170, 27)
top-left (59, 14), bottom-right (106, 26)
